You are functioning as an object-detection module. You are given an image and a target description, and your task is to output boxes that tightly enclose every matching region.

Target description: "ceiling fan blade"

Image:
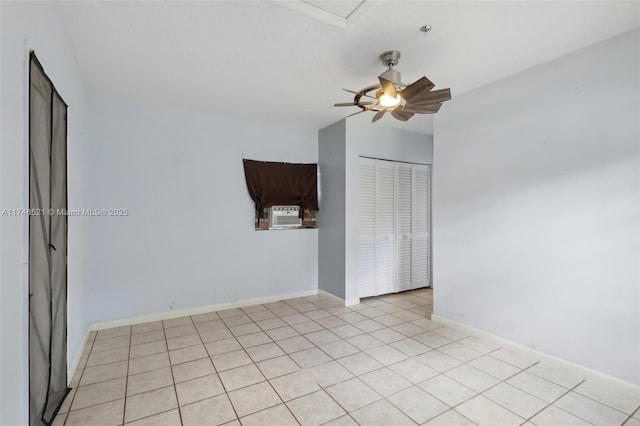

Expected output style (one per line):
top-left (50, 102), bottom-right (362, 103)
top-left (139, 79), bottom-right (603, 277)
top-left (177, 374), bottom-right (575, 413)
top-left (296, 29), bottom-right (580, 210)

top-left (400, 76), bottom-right (435, 102)
top-left (402, 102), bottom-right (442, 114)
top-left (334, 102), bottom-right (374, 107)
top-left (342, 88), bottom-right (377, 100)
top-left (391, 106), bottom-right (415, 122)
top-left (378, 77), bottom-right (397, 98)
top-left (406, 88), bottom-right (451, 106)
top-left (372, 109), bottom-right (386, 123)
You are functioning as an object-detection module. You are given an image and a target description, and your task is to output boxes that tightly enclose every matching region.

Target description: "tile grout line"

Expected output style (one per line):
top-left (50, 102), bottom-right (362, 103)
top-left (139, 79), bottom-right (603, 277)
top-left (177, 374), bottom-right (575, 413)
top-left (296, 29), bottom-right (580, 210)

top-left (313, 290), bottom-right (431, 424)
top-left (310, 307), bottom-right (433, 421)
top-left (63, 333), bottom-right (101, 424)
top-left (62, 291), bottom-right (435, 425)
top-left (262, 368), bottom-right (301, 425)
top-left (77, 292), bottom-right (496, 426)
top-left (621, 404), bottom-right (640, 425)
top-left (523, 379), bottom-right (599, 426)
top-left (166, 318), bottom-right (185, 426)
top-left (570, 384), bottom-right (639, 420)
top-left (411, 351), bottom-right (538, 423)
top-left (200, 312), bottom-right (243, 423)
top-left (426, 312), bottom-right (636, 422)
top-left (121, 322), bottom-right (210, 425)
top-left (64, 330), bottom-right (130, 419)
top-left (319, 377), bottom-right (385, 426)
top-left (245, 298), bottom-right (344, 425)
top-left (238, 302), bottom-right (300, 424)
top-left (477, 361), bottom-right (545, 423)
top-left (119, 327), bottom-right (132, 425)
top-left (61, 335), bottom-right (95, 425)
top-left (518, 366), bottom-right (634, 422)
top-left (555, 380), bottom-right (635, 426)
top-left (353, 350), bottom-right (476, 422)
top-left (261, 299), bottom-right (327, 426)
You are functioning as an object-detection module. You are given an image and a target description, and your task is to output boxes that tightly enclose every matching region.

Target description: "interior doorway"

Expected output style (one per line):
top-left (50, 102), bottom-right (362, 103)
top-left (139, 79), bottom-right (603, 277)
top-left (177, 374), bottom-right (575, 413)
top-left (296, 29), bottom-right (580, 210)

top-left (29, 52), bottom-right (69, 426)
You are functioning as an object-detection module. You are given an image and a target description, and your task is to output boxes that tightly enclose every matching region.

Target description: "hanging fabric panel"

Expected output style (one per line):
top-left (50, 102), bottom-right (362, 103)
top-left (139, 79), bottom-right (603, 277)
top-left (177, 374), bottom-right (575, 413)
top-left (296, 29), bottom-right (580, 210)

top-left (44, 92), bottom-right (69, 422)
top-left (243, 159), bottom-right (319, 217)
top-left (29, 53), bottom-right (69, 426)
top-left (29, 55), bottom-right (53, 426)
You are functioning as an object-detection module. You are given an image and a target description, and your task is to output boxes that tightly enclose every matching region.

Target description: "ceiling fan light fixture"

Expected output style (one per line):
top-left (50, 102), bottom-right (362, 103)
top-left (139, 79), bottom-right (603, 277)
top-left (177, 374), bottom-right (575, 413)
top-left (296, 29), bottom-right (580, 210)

top-left (334, 50), bottom-right (451, 122)
top-left (379, 93), bottom-right (401, 107)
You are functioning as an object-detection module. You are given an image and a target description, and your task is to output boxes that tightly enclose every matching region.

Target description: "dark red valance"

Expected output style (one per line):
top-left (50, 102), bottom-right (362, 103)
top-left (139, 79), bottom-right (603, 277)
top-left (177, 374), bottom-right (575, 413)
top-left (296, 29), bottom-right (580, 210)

top-left (243, 159), bottom-right (319, 217)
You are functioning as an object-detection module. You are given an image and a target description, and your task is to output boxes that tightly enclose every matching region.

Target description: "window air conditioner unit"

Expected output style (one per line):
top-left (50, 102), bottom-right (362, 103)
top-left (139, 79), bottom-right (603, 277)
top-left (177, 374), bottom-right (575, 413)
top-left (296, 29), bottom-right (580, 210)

top-left (269, 206), bottom-right (301, 229)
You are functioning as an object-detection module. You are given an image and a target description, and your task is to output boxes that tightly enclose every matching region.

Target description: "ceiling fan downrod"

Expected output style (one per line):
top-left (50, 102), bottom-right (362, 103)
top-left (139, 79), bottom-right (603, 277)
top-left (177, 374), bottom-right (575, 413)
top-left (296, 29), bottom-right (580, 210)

top-left (379, 50), bottom-right (402, 86)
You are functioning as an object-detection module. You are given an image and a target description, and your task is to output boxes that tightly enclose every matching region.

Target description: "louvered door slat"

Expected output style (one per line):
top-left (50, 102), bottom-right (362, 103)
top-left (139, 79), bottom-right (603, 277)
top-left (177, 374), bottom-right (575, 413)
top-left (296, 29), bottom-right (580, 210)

top-left (375, 161), bottom-right (396, 295)
top-left (412, 164), bottom-right (431, 288)
top-left (396, 163), bottom-right (412, 292)
top-left (358, 158), bottom-right (376, 298)
top-left (359, 158), bottom-right (431, 298)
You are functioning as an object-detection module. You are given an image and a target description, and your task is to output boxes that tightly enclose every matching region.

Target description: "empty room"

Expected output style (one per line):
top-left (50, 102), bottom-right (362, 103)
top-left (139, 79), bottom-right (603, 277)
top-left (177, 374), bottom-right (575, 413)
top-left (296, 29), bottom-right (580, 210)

top-left (1, 1), bottom-right (639, 425)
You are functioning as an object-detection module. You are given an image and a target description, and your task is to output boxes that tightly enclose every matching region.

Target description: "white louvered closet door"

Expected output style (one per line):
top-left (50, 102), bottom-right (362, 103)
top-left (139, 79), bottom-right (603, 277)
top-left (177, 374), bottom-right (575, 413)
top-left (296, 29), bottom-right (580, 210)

top-left (396, 163), bottom-right (413, 292)
top-left (358, 158), bottom-right (377, 298)
top-left (375, 160), bottom-right (396, 295)
top-left (412, 164), bottom-right (431, 288)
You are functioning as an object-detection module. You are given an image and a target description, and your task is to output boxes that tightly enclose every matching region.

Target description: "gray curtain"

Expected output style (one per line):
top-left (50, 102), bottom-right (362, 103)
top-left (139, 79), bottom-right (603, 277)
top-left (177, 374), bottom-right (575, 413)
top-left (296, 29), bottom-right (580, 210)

top-left (29, 53), bottom-right (69, 426)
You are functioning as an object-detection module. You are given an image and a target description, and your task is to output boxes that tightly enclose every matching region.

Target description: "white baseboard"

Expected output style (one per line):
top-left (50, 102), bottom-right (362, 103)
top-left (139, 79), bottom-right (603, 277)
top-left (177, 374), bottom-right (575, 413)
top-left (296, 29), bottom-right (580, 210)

top-left (68, 328), bottom-right (92, 387)
top-left (316, 290), bottom-right (360, 307)
top-left (345, 298), bottom-right (360, 307)
top-left (431, 314), bottom-right (640, 390)
top-left (317, 289), bottom-right (347, 306)
top-left (88, 289), bottom-right (319, 331)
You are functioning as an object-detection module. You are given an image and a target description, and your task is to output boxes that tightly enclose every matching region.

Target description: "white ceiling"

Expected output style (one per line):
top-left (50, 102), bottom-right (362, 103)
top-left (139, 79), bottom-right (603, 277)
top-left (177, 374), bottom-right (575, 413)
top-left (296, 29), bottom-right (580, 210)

top-left (52, 0), bottom-right (639, 134)
top-left (299, 0), bottom-right (366, 19)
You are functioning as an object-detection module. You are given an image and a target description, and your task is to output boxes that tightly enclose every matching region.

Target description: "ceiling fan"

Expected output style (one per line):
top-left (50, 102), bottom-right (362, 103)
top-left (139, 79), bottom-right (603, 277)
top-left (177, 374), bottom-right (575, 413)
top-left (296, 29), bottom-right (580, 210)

top-left (334, 50), bottom-right (451, 123)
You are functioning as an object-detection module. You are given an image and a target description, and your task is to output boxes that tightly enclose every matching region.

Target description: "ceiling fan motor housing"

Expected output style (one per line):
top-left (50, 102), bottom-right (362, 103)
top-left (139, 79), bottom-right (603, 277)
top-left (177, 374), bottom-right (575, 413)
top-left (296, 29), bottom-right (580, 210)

top-left (379, 51), bottom-right (402, 86)
top-left (380, 50), bottom-right (401, 67)
top-left (379, 68), bottom-right (402, 86)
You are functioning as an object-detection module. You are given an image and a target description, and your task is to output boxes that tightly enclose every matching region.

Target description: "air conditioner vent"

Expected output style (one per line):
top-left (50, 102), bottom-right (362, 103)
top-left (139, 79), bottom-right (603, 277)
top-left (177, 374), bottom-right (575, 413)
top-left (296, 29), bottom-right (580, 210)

top-left (269, 206), bottom-right (301, 229)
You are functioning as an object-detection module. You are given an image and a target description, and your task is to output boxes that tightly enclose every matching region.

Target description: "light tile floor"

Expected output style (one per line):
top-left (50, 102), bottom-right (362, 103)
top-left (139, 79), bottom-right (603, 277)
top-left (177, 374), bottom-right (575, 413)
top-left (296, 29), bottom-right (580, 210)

top-left (54, 289), bottom-right (640, 426)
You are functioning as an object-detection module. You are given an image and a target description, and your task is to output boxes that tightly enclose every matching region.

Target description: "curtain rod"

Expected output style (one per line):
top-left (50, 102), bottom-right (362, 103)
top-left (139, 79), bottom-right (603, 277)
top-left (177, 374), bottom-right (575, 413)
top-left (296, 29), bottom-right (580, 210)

top-left (243, 158), bottom-right (317, 165)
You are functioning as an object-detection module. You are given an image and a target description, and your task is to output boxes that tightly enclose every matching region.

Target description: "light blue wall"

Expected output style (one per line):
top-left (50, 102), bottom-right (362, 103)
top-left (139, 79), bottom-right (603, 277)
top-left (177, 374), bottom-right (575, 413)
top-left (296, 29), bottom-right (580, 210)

top-left (433, 29), bottom-right (640, 384)
top-left (84, 92), bottom-right (319, 324)
top-left (318, 120), bottom-right (347, 299)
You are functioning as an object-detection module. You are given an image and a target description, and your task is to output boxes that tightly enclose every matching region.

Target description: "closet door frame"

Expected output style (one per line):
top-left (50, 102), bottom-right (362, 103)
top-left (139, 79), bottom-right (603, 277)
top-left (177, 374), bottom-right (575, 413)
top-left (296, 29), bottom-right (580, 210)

top-left (358, 156), bottom-right (432, 298)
